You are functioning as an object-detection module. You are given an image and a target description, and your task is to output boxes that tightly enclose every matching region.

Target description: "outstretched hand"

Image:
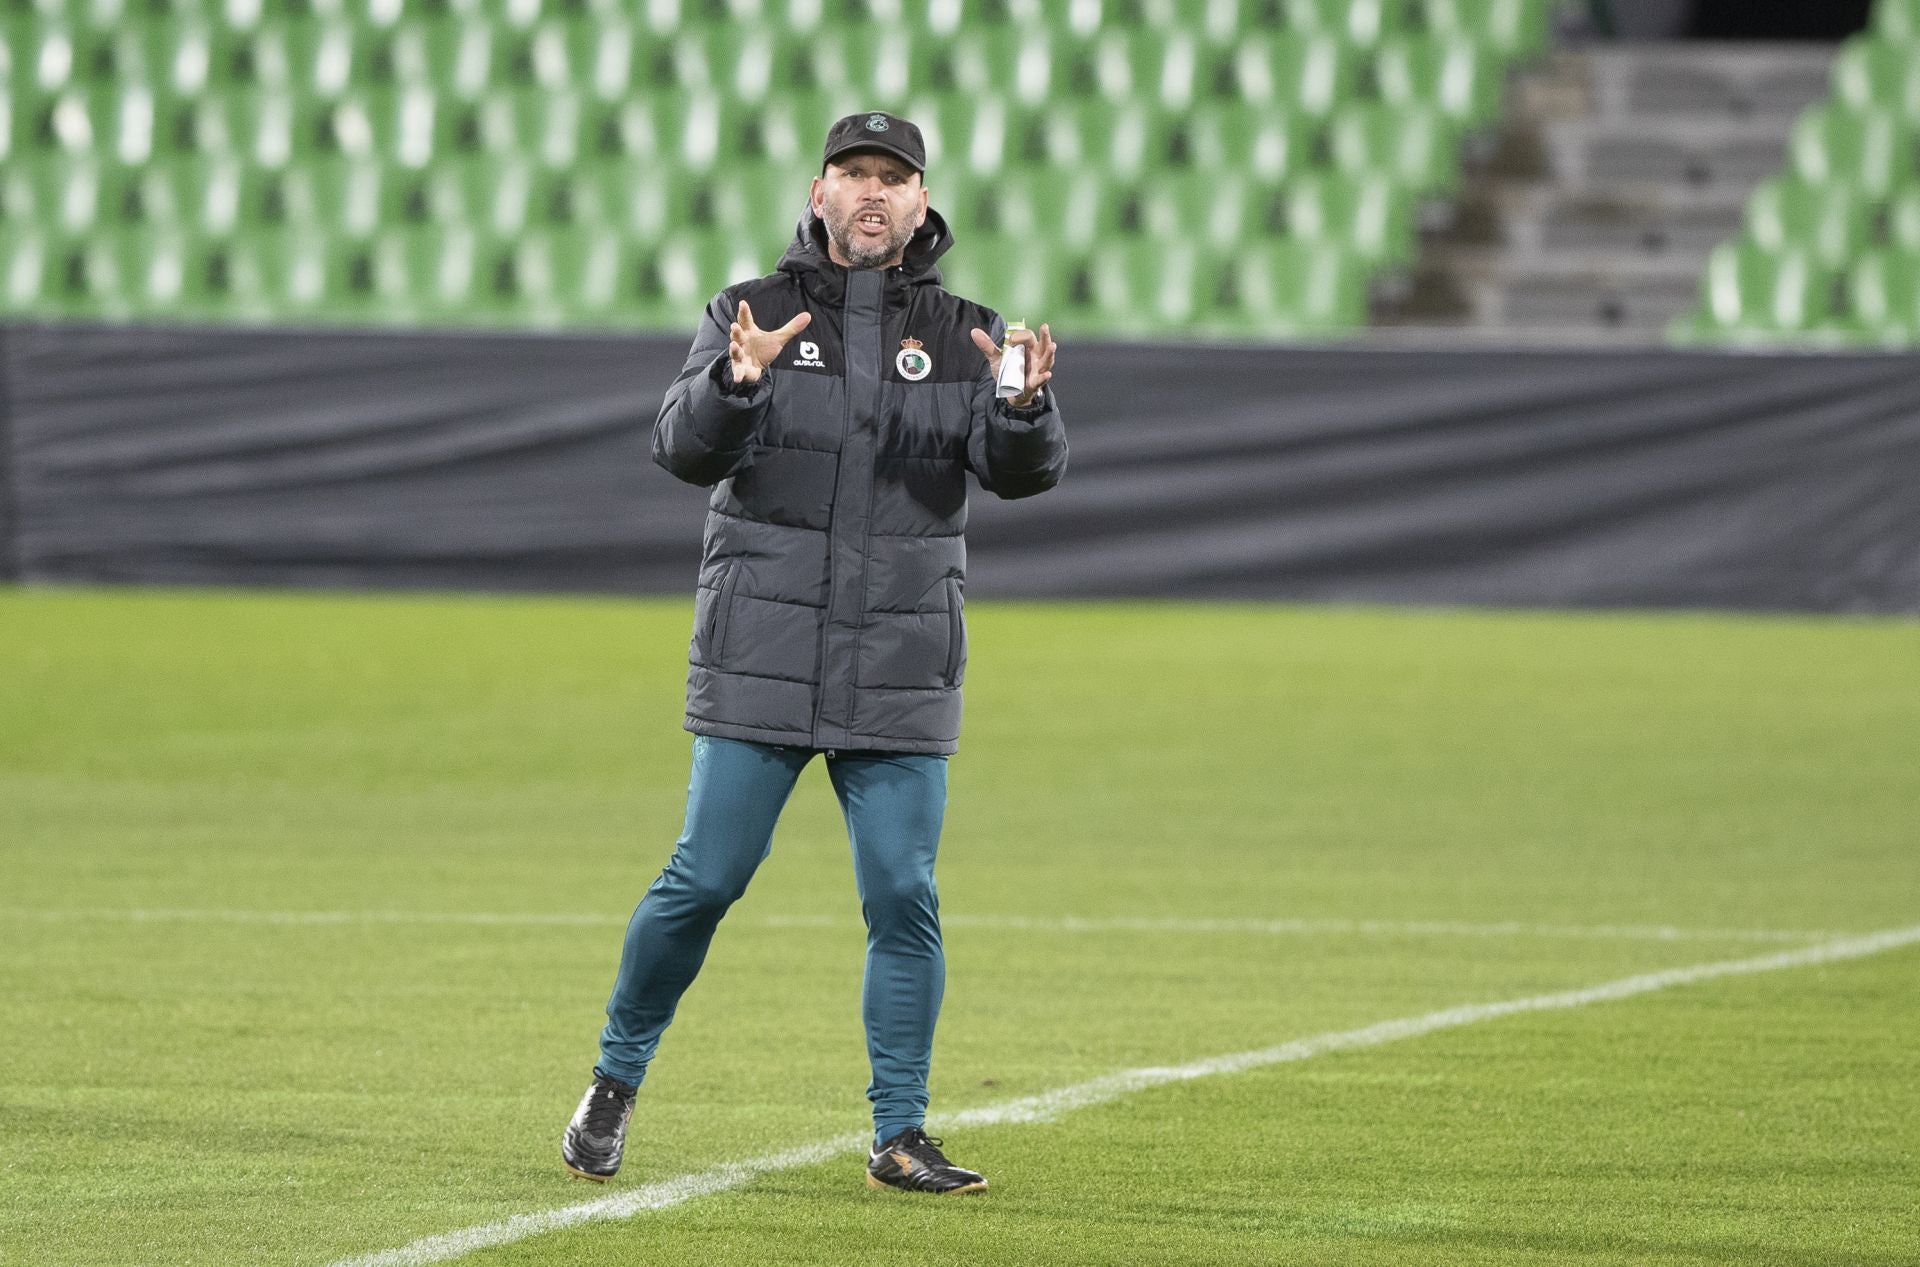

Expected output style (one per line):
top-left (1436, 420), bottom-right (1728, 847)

top-left (730, 300), bottom-right (812, 384)
top-left (969, 322), bottom-right (1056, 406)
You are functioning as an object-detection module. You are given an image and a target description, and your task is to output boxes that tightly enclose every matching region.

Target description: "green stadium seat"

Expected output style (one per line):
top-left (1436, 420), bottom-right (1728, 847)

top-left (379, 17), bottom-right (503, 102)
top-left (993, 0), bottom-right (1106, 38)
top-left (652, 229), bottom-right (768, 310)
top-left (704, 161), bottom-right (813, 261)
top-left (1280, 0), bottom-right (1400, 47)
top-left (939, 27), bottom-right (1057, 103)
top-left (4, 18), bottom-right (91, 101)
top-left (236, 18), bottom-right (368, 97)
top-left (0, 18), bottom-right (20, 84)
top-left (523, 16), bottom-right (636, 101)
top-left (1284, 170), bottom-right (1418, 268)
top-left (138, 0), bottom-right (257, 24)
top-left (662, 25), bottom-right (760, 97)
top-left (1874, 0), bottom-right (1920, 42)
top-left (169, 87), bottom-right (303, 166)
top-left (911, 92), bottom-right (1013, 175)
top-left (1373, 35), bottom-right (1504, 128)
top-left (1686, 242), bottom-right (1834, 336)
top-left (99, 18), bottom-right (216, 99)
top-left (1085, 238), bottom-right (1207, 334)
top-left (1219, 32), bottom-right (1356, 118)
top-left (1829, 37), bottom-right (1920, 127)
top-left (0, 76), bottom-right (31, 163)
top-left (320, 85), bottom-right (454, 167)
top-left (614, 242), bottom-right (688, 330)
top-left (1741, 177), bottom-right (1870, 269)
top-left (1328, 102), bottom-right (1462, 196)
top-left (272, 156), bottom-right (399, 237)
top-left (1135, 168), bottom-right (1273, 250)
top-left (0, 224), bottom-right (61, 315)
top-left (1420, 0), bottom-right (1553, 61)
top-left (41, 84), bottom-right (157, 163)
top-left (742, 87), bottom-right (861, 166)
top-left (428, 0), bottom-right (548, 31)
top-left (126, 155), bottom-right (263, 235)
top-left (365, 224), bottom-right (484, 322)
top-left (935, 230), bottom-right (1067, 327)
top-left (0, 152), bottom-right (126, 231)
top-left (417, 154), bottom-right (544, 236)
top-left (930, 164), bottom-right (989, 238)
top-left (278, 0), bottom-right (401, 28)
top-left (1842, 250), bottom-right (1920, 337)
top-left (1788, 105), bottom-right (1915, 198)
top-left (219, 227), bottom-right (362, 321)
top-left (496, 227), bottom-right (636, 325)
top-left (53, 227), bottom-right (221, 322)
top-left (595, 91), bottom-right (732, 172)
top-left (1152, 0), bottom-right (1252, 46)
top-left (1886, 184), bottom-right (1920, 252)
top-left (1081, 28), bottom-right (1211, 109)
top-left (1181, 101), bottom-right (1316, 183)
top-left (1044, 98), bottom-right (1175, 176)
top-left (992, 165), bottom-right (1137, 251)
top-left (1206, 238), bottom-right (1370, 334)
top-left (545, 160), bottom-right (676, 239)
top-left (468, 89), bottom-right (586, 167)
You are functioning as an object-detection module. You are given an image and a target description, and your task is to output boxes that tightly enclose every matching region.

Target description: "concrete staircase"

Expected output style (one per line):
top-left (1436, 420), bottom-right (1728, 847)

top-left (1378, 42), bottom-right (1841, 341)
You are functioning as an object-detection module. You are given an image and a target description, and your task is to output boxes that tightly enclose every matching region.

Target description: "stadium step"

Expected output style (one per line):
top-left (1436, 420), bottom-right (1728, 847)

top-left (1411, 246), bottom-right (1708, 331)
top-left (1383, 40), bottom-right (1839, 339)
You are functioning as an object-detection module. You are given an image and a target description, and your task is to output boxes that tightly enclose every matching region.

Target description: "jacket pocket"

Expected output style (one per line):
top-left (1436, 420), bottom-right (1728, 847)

top-left (707, 559), bottom-right (741, 667)
top-left (943, 578), bottom-right (966, 688)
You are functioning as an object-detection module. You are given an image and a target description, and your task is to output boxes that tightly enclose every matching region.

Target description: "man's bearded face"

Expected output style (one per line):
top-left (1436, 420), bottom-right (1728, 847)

top-left (815, 153), bottom-right (927, 270)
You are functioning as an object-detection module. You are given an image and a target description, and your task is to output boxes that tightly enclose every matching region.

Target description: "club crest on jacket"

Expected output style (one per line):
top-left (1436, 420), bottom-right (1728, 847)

top-left (896, 338), bottom-right (931, 381)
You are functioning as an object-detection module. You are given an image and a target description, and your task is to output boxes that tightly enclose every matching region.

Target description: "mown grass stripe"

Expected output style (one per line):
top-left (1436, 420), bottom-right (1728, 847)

top-left (0, 907), bottom-right (1835, 944)
top-left (324, 923), bottom-right (1920, 1267)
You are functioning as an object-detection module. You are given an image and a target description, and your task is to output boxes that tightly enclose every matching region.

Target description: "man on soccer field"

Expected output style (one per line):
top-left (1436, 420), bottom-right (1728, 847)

top-left (562, 111), bottom-right (1067, 1194)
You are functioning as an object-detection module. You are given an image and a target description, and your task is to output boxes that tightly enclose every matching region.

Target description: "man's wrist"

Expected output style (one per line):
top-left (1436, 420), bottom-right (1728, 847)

top-left (713, 355), bottom-right (766, 399)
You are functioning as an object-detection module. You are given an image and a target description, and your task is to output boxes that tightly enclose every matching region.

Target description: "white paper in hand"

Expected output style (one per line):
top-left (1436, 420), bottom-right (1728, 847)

top-left (996, 321), bottom-right (1028, 399)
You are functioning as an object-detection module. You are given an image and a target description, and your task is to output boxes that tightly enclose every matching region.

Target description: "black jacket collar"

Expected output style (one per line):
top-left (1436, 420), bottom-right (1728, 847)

top-left (776, 204), bottom-right (954, 305)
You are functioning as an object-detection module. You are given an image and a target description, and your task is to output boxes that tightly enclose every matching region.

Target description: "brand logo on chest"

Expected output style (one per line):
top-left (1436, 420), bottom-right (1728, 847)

top-left (792, 339), bottom-right (826, 369)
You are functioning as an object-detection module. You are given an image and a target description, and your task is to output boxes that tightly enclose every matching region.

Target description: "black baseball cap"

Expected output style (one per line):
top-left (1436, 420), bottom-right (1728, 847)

top-left (822, 111), bottom-right (926, 175)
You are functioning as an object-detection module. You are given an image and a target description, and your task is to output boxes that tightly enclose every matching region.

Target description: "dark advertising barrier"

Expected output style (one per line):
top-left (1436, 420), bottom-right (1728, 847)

top-left (2, 323), bottom-right (1916, 613)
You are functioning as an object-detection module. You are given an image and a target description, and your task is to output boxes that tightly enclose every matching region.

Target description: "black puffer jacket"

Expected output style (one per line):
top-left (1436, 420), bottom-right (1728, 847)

top-left (652, 204), bottom-right (1068, 754)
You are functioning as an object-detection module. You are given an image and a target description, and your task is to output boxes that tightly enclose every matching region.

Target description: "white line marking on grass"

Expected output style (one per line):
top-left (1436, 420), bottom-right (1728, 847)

top-left (0, 907), bottom-right (1836, 944)
top-left (326, 923), bottom-right (1920, 1267)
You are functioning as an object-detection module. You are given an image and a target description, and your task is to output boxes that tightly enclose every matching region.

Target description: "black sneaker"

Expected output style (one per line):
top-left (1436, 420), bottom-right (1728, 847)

top-left (866, 1127), bottom-right (988, 1194)
top-left (561, 1070), bottom-right (637, 1182)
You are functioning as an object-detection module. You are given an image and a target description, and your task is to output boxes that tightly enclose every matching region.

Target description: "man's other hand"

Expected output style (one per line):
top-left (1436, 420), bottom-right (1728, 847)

top-left (969, 322), bottom-right (1056, 407)
top-left (730, 300), bottom-right (812, 384)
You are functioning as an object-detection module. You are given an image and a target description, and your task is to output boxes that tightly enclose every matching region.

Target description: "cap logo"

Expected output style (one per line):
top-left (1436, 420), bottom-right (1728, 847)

top-left (865, 114), bottom-right (890, 132)
top-left (896, 337), bottom-right (931, 381)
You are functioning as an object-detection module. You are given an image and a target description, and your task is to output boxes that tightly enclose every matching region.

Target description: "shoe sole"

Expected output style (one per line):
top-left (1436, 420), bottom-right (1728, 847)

top-left (564, 1161), bottom-right (615, 1183)
top-left (866, 1172), bottom-right (988, 1194)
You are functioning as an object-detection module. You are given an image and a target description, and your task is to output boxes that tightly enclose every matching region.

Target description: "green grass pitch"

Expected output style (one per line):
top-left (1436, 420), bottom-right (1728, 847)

top-left (2, 586), bottom-right (1916, 1266)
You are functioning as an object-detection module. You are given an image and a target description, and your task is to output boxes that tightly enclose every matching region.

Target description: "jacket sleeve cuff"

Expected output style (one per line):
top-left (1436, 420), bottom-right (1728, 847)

top-left (710, 354), bottom-right (768, 401)
top-left (998, 386), bottom-right (1050, 421)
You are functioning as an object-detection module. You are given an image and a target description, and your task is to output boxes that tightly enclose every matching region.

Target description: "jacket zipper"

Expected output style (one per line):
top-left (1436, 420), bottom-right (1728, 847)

top-left (810, 278), bottom-right (858, 746)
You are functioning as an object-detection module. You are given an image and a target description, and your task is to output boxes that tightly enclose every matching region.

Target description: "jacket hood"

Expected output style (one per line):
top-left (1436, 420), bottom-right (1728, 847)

top-left (777, 202), bottom-right (955, 300)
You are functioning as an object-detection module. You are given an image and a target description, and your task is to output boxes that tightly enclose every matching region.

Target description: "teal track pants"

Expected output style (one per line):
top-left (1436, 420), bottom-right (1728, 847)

top-left (598, 735), bottom-right (948, 1143)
